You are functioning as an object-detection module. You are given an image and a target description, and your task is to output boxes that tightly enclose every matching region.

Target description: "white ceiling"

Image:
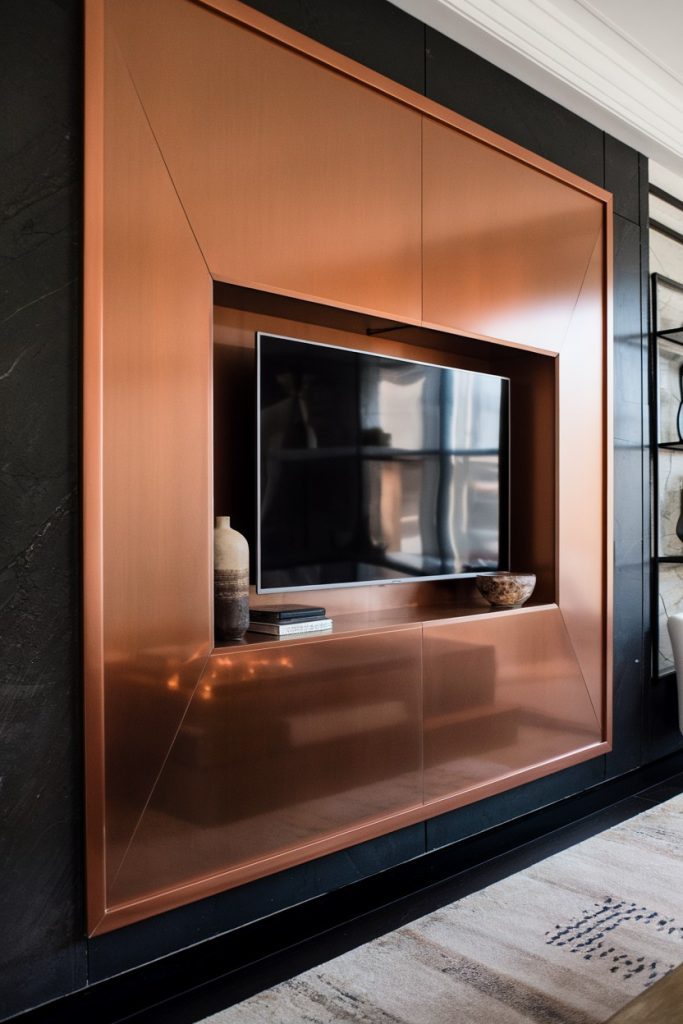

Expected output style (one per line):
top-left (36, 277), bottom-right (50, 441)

top-left (390, 0), bottom-right (683, 185)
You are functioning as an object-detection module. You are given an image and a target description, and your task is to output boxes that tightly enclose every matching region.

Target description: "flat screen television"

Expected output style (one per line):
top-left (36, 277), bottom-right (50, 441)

top-left (256, 333), bottom-right (509, 593)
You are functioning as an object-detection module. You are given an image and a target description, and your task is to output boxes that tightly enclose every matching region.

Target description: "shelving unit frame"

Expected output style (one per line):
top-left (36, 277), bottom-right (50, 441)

top-left (650, 272), bottom-right (683, 677)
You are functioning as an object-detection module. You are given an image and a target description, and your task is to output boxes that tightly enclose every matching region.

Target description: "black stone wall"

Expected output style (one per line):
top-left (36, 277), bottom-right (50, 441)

top-left (0, 1), bottom-right (86, 1018)
top-left (0, 0), bottom-right (667, 1018)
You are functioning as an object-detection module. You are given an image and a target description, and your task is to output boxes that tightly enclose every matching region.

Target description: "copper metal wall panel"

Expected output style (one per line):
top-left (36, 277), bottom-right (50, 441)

top-left (108, 0), bottom-right (422, 321)
top-left (198, 0), bottom-right (610, 208)
top-left (108, 629), bottom-right (423, 907)
top-left (99, 21), bottom-right (213, 903)
top-left (558, 228), bottom-right (606, 726)
top-left (422, 118), bottom-right (604, 352)
top-left (85, 0), bottom-right (612, 934)
top-left (422, 608), bottom-right (601, 803)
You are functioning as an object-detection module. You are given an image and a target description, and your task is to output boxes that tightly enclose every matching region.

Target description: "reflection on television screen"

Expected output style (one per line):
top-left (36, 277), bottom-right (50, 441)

top-left (257, 333), bottom-right (509, 592)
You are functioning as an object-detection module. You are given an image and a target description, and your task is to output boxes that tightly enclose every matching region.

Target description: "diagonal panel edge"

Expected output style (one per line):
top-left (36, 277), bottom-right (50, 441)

top-left (558, 227), bottom-right (606, 730)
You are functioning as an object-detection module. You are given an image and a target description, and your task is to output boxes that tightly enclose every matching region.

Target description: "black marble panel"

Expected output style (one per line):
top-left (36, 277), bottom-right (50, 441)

top-left (613, 216), bottom-right (645, 446)
top-left (0, 0), bottom-right (86, 1018)
top-left (88, 822), bottom-right (425, 981)
top-left (242, 0), bottom-right (425, 94)
top-left (425, 759), bottom-right (604, 851)
top-left (605, 135), bottom-right (641, 225)
top-left (425, 27), bottom-right (604, 186)
top-left (608, 446), bottom-right (645, 777)
top-left (606, 214), bottom-right (647, 778)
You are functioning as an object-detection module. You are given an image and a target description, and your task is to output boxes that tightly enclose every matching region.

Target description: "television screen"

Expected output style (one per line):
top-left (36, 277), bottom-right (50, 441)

top-left (257, 333), bottom-right (509, 592)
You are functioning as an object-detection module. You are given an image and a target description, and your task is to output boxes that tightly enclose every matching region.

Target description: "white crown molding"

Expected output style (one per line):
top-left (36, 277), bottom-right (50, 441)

top-left (572, 0), bottom-right (683, 89)
top-left (390, 0), bottom-right (683, 177)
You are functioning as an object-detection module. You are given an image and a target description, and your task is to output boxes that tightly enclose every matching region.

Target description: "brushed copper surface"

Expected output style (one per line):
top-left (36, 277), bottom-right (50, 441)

top-left (422, 117), bottom-right (604, 352)
top-left (108, 628), bottom-right (423, 907)
top-left (422, 607), bottom-right (601, 803)
top-left (84, 0), bottom-right (613, 934)
top-left (558, 228), bottom-right (606, 726)
top-left (213, 280), bottom-right (552, 367)
top-left (97, 17), bottom-right (214, 918)
top-left (94, 734), bottom-right (609, 934)
top-left (197, 0), bottom-right (610, 206)
top-left (109, 0), bottom-right (422, 321)
top-left (83, 0), bottom-right (106, 933)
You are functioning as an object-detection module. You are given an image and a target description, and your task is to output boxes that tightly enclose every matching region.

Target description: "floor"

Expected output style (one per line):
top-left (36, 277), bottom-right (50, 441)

top-left (607, 960), bottom-right (683, 1023)
top-left (118, 770), bottom-right (683, 1024)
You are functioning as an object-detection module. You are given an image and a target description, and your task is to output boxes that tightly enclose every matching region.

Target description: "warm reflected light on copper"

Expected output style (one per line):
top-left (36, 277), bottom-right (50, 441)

top-left (106, 629), bottom-right (423, 910)
top-left (423, 607), bottom-right (602, 803)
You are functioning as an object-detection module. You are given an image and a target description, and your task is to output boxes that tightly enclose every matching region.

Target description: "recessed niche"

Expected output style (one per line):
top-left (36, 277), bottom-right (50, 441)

top-left (212, 281), bottom-right (556, 639)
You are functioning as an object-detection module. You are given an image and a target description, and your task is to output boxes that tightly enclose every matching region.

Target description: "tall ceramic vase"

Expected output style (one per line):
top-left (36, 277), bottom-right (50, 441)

top-left (214, 516), bottom-right (249, 642)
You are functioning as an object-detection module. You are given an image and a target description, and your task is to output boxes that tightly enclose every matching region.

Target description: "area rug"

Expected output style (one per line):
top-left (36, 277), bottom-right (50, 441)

top-left (204, 795), bottom-right (683, 1023)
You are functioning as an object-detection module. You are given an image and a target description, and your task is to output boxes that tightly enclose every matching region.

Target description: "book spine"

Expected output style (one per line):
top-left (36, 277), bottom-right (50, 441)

top-left (249, 618), bottom-right (333, 636)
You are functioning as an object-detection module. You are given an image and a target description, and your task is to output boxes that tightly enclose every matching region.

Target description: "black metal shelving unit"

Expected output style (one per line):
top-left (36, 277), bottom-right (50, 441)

top-left (651, 272), bottom-right (683, 677)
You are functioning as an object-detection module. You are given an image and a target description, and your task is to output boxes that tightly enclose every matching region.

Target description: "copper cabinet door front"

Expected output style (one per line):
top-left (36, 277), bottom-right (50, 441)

top-left (108, 0), bottom-right (422, 321)
top-left (423, 608), bottom-right (602, 804)
top-left (108, 627), bottom-right (423, 907)
top-left (422, 118), bottom-right (604, 353)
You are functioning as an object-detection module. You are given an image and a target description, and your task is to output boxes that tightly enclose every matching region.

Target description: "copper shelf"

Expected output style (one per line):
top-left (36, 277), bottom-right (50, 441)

top-left (213, 598), bottom-right (553, 654)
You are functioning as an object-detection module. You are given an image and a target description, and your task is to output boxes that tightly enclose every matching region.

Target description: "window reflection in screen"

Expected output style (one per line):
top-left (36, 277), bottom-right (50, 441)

top-left (257, 334), bottom-right (508, 591)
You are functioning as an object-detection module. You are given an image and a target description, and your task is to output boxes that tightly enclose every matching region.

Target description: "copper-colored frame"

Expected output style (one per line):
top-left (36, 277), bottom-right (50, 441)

top-left (84, 0), bottom-right (613, 935)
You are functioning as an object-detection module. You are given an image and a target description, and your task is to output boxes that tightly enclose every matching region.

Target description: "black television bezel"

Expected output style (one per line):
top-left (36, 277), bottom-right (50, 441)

top-left (255, 332), bottom-right (510, 594)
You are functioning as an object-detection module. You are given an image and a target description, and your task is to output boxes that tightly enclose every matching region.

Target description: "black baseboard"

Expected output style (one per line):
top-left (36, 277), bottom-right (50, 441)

top-left (14, 749), bottom-right (683, 1024)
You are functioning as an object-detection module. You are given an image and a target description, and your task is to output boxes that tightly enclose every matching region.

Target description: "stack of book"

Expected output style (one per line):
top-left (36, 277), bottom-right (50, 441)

top-left (247, 604), bottom-right (332, 637)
